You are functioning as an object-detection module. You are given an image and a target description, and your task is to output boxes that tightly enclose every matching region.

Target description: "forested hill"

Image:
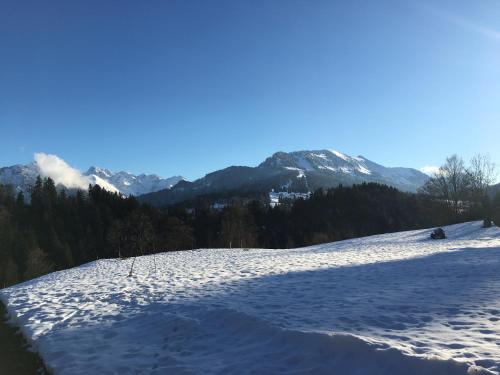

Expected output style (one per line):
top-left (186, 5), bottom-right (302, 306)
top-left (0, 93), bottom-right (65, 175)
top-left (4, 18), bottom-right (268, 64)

top-left (1, 176), bottom-right (498, 288)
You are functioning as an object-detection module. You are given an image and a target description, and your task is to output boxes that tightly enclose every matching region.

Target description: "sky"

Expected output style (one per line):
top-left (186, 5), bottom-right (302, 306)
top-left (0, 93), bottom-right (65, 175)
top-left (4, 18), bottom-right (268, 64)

top-left (0, 0), bottom-right (499, 180)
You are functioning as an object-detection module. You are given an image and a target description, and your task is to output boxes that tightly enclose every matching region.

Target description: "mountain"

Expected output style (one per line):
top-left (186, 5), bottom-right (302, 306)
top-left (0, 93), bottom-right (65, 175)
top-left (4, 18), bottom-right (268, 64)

top-left (0, 163), bottom-right (40, 195)
top-left (0, 162), bottom-right (184, 197)
top-left (0, 149), bottom-right (428, 204)
top-left (84, 167), bottom-right (184, 196)
top-left (140, 149), bottom-right (429, 206)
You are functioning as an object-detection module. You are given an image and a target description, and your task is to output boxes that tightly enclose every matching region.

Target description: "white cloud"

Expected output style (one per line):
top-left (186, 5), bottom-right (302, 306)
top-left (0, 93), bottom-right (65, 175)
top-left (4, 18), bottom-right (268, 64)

top-left (34, 153), bottom-right (119, 193)
top-left (420, 165), bottom-right (441, 176)
top-left (35, 153), bottom-right (90, 189)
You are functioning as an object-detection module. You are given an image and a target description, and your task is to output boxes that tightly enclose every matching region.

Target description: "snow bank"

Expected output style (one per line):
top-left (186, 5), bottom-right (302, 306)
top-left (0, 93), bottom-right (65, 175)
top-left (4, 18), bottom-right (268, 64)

top-left (2, 221), bottom-right (500, 374)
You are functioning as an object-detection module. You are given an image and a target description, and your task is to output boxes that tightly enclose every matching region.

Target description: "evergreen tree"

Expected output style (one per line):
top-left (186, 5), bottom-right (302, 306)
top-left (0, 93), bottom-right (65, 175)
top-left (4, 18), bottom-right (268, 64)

top-left (0, 175), bottom-right (465, 286)
top-left (23, 247), bottom-right (55, 280)
top-left (160, 217), bottom-right (194, 251)
top-left (220, 205), bottom-right (258, 248)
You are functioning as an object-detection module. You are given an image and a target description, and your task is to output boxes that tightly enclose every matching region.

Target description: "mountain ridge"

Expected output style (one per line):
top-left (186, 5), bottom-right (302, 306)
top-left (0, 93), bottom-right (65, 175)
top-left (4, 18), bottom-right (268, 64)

top-left (83, 167), bottom-right (184, 196)
top-left (0, 149), bottom-right (431, 205)
top-left (0, 162), bottom-right (184, 197)
top-left (139, 149), bottom-right (430, 206)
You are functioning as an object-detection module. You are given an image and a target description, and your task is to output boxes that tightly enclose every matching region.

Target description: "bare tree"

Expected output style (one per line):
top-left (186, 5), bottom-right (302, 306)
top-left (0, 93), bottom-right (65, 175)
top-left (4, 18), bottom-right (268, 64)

top-left (467, 154), bottom-right (497, 223)
top-left (444, 155), bottom-right (470, 214)
top-left (468, 154), bottom-right (496, 196)
top-left (420, 155), bottom-right (469, 215)
top-left (421, 154), bottom-right (497, 223)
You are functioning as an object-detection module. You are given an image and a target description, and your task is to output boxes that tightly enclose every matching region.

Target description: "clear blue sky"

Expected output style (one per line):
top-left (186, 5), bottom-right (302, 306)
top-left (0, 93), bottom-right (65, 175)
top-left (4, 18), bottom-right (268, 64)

top-left (1, 0), bottom-right (499, 180)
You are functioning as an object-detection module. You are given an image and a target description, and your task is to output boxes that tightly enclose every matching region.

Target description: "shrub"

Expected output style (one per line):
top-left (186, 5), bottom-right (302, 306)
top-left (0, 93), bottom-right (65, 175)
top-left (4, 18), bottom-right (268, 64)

top-left (431, 228), bottom-right (446, 240)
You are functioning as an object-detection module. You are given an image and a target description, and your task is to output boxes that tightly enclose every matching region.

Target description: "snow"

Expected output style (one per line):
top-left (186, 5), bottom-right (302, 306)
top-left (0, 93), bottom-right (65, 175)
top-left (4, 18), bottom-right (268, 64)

top-left (330, 149), bottom-right (350, 161)
top-left (0, 158), bottom-right (185, 197)
top-left (0, 163), bottom-right (39, 194)
top-left (86, 168), bottom-right (185, 196)
top-left (1, 222), bottom-right (500, 374)
top-left (356, 164), bottom-right (372, 175)
top-left (211, 202), bottom-right (227, 210)
top-left (89, 167), bottom-right (113, 178)
top-left (275, 150), bottom-right (429, 192)
top-left (284, 167), bottom-right (305, 178)
top-left (294, 155), bottom-right (315, 171)
top-left (318, 165), bottom-right (338, 172)
top-left (87, 175), bottom-right (121, 194)
top-left (312, 153), bottom-right (328, 160)
top-left (340, 166), bottom-right (350, 173)
top-left (269, 191), bottom-right (311, 207)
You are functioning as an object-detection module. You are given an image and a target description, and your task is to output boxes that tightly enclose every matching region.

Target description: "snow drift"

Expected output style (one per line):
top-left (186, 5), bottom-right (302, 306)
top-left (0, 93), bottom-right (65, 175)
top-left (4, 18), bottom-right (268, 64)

top-left (1, 221), bottom-right (500, 374)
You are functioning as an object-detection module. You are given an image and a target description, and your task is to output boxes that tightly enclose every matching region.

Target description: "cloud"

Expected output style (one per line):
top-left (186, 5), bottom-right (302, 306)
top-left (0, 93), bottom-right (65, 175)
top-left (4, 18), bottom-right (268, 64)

top-left (34, 153), bottom-right (91, 190)
top-left (420, 165), bottom-right (441, 176)
top-left (417, 2), bottom-right (500, 42)
top-left (33, 153), bottom-right (119, 193)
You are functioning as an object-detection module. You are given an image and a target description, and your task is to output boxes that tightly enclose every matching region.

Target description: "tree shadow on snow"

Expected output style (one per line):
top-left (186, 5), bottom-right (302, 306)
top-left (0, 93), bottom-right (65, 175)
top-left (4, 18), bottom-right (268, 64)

top-left (212, 247), bottom-right (500, 334)
top-left (35, 247), bottom-right (500, 375)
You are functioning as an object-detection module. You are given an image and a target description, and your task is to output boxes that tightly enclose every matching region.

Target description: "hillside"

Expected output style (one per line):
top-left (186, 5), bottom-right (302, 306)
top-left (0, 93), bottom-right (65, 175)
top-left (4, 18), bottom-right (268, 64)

top-left (140, 149), bottom-right (429, 206)
top-left (1, 222), bottom-right (499, 374)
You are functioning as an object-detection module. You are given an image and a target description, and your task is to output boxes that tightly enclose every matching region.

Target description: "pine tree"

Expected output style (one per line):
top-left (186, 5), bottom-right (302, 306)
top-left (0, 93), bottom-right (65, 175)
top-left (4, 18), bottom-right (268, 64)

top-left (16, 191), bottom-right (25, 207)
top-left (23, 247), bottom-right (54, 280)
top-left (0, 258), bottom-right (18, 287)
top-left (107, 219), bottom-right (126, 258)
top-left (30, 176), bottom-right (44, 213)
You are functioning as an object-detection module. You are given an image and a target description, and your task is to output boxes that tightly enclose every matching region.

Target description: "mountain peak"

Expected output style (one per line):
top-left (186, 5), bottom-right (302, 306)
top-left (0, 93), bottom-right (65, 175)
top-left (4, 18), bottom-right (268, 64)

top-left (1, 161), bottom-right (184, 197)
top-left (140, 149), bottom-right (430, 207)
top-left (85, 166), bottom-right (113, 178)
top-left (85, 168), bottom-right (185, 196)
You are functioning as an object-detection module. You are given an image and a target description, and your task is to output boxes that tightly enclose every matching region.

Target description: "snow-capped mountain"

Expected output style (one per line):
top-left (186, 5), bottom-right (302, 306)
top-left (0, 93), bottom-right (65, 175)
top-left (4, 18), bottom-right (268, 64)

top-left (1, 149), bottom-right (428, 204)
top-left (84, 167), bottom-right (184, 196)
top-left (0, 161), bottom-right (184, 197)
top-left (0, 162), bottom-right (40, 195)
top-left (258, 150), bottom-right (428, 192)
top-left (140, 149), bottom-right (430, 206)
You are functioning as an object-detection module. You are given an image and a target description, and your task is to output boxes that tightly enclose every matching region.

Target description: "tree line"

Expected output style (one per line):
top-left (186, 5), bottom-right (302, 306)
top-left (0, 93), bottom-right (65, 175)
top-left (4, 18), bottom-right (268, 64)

top-left (1, 155), bottom-right (499, 287)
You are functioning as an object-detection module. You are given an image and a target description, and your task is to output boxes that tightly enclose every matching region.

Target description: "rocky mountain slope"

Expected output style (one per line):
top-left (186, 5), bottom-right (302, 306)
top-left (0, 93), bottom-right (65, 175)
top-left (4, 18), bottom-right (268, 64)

top-left (140, 149), bottom-right (429, 206)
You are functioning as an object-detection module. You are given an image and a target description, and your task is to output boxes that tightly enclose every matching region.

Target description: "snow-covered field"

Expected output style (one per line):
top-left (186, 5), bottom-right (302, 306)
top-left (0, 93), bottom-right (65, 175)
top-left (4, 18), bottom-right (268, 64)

top-left (2, 221), bottom-right (500, 374)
